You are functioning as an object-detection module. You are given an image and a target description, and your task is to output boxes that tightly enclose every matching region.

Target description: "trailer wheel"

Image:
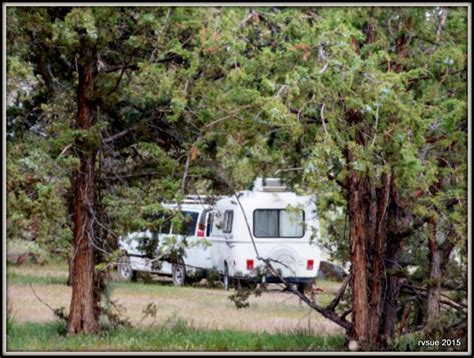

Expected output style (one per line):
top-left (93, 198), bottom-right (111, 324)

top-left (117, 255), bottom-right (137, 281)
top-left (172, 257), bottom-right (186, 287)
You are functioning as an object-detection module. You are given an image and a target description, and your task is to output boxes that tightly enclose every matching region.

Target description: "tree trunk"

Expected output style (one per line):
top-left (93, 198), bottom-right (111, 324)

top-left (67, 254), bottom-right (73, 286)
top-left (426, 220), bottom-right (442, 329)
top-left (380, 236), bottom-right (402, 341)
top-left (348, 170), bottom-right (369, 348)
top-left (379, 180), bottom-right (412, 343)
top-left (368, 172), bottom-right (390, 348)
top-left (426, 221), bottom-right (455, 332)
top-left (67, 33), bottom-right (99, 334)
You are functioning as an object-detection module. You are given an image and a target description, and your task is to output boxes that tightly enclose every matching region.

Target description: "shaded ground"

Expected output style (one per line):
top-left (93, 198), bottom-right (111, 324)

top-left (7, 264), bottom-right (344, 336)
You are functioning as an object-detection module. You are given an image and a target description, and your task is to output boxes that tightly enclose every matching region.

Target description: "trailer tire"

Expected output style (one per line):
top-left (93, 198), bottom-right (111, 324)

top-left (172, 257), bottom-right (186, 287)
top-left (117, 255), bottom-right (137, 281)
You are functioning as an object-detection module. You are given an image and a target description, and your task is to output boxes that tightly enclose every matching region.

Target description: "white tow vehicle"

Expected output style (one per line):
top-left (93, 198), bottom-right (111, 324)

top-left (209, 178), bottom-right (322, 290)
top-left (117, 198), bottom-right (214, 286)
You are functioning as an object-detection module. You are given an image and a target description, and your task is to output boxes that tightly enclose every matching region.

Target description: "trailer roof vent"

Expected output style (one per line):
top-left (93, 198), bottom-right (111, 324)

top-left (253, 178), bottom-right (288, 192)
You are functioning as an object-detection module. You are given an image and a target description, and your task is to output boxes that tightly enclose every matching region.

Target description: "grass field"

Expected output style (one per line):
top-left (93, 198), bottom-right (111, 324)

top-left (6, 263), bottom-right (345, 352)
top-left (7, 321), bottom-right (344, 351)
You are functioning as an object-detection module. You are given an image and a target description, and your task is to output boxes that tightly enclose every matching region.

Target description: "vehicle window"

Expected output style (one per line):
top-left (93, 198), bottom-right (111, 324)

top-left (223, 210), bottom-right (233, 233)
top-left (206, 212), bottom-right (213, 236)
top-left (254, 209), bottom-right (304, 238)
top-left (174, 211), bottom-right (199, 236)
top-left (159, 214), bottom-right (173, 234)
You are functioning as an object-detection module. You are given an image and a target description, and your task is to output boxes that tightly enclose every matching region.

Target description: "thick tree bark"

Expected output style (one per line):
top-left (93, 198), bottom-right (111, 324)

top-left (426, 220), bottom-right (442, 327)
top-left (67, 33), bottom-right (99, 334)
top-left (380, 236), bottom-right (402, 341)
top-left (348, 170), bottom-right (393, 350)
top-left (348, 170), bottom-right (369, 348)
top-left (426, 221), bottom-right (455, 331)
top-left (368, 173), bottom-right (390, 347)
top-left (347, 168), bottom-right (414, 350)
top-left (379, 181), bottom-right (413, 342)
top-left (67, 254), bottom-right (73, 287)
top-left (68, 156), bottom-right (98, 334)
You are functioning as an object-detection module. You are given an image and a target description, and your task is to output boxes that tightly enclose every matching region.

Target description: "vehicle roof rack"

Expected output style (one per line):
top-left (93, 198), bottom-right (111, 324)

top-left (167, 195), bottom-right (227, 205)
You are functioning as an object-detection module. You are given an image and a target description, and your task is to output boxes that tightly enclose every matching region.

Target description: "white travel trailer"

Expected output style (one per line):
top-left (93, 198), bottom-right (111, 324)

top-left (209, 178), bottom-right (321, 290)
top-left (117, 198), bottom-right (215, 286)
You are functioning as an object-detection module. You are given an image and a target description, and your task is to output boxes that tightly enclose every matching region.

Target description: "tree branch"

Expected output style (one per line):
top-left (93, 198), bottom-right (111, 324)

top-left (181, 150), bottom-right (191, 193)
top-left (430, 8), bottom-right (448, 54)
top-left (320, 102), bottom-right (329, 138)
top-left (102, 64), bottom-right (139, 74)
top-left (390, 218), bottom-right (426, 239)
top-left (29, 283), bottom-right (68, 321)
top-left (326, 274), bottom-right (351, 311)
top-left (107, 65), bottom-right (127, 96)
top-left (401, 284), bottom-right (467, 310)
top-left (103, 128), bottom-right (136, 144)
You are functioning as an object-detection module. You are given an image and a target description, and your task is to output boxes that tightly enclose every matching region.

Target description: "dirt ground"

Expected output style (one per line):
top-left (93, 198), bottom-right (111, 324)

top-left (7, 264), bottom-right (344, 336)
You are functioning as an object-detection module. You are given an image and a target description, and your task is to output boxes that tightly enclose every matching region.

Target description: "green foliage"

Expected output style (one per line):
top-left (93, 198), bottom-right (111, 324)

top-left (7, 135), bottom-right (74, 258)
top-left (228, 287), bottom-right (252, 309)
top-left (7, 321), bottom-right (345, 351)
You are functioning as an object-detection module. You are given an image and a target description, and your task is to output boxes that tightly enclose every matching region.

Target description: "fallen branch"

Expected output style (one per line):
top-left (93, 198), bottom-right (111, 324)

top-left (29, 283), bottom-right (68, 321)
top-left (262, 256), bottom-right (352, 330)
top-left (326, 274), bottom-right (351, 311)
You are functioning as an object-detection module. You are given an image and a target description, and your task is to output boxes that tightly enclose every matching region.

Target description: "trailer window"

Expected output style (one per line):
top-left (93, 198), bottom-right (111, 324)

top-left (223, 210), bottom-right (233, 233)
top-left (254, 210), bottom-right (278, 237)
top-left (253, 209), bottom-right (304, 238)
top-left (279, 210), bottom-right (304, 237)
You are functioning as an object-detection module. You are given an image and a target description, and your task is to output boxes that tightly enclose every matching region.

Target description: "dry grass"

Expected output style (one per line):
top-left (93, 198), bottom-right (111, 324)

top-left (8, 263), bottom-right (69, 279)
top-left (7, 264), bottom-right (344, 336)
